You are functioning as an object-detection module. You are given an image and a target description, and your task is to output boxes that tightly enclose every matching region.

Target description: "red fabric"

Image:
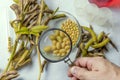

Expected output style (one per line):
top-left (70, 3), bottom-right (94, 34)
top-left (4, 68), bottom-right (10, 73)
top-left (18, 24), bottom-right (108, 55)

top-left (90, 0), bottom-right (120, 8)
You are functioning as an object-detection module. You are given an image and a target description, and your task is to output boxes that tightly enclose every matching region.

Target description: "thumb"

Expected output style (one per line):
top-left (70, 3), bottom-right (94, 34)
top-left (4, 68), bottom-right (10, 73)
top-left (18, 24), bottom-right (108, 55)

top-left (70, 66), bottom-right (90, 80)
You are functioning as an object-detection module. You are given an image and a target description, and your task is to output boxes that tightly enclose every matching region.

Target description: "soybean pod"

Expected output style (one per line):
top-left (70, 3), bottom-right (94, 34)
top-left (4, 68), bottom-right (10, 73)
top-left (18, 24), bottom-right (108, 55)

top-left (85, 39), bottom-right (93, 50)
top-left (97, 31), bottom-right (105, 42)
top-left (82, 26), bottom-right (97, 43)
top-left (92, 38), bottom-right (110, 48)
top-left (80, 43), bottom-right (87, 57)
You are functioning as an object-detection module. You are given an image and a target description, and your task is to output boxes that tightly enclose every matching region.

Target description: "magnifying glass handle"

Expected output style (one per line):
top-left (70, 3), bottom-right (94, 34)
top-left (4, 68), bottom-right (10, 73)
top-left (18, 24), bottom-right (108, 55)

top-left (64, 57), bottom-right (75, 67)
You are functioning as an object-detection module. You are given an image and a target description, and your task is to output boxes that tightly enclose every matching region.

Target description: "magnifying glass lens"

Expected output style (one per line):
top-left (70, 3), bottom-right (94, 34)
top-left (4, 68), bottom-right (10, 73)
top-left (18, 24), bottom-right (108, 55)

top-left (38, 29), bottom-right (72, 62)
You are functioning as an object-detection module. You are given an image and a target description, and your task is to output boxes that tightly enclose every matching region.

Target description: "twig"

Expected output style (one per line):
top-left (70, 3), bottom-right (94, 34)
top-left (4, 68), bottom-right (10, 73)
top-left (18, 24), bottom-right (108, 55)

top-left (41, 60), bottom-right (47, 73)
top-left (36, 0), bottom-right (45, 80)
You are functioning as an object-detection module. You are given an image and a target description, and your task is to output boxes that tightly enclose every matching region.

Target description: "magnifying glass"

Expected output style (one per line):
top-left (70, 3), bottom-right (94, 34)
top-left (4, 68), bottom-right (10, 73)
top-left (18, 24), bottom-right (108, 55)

top-left (38, 11), bottom-right (82, 66)
top-left (38, 28), bottom-right (74, 66)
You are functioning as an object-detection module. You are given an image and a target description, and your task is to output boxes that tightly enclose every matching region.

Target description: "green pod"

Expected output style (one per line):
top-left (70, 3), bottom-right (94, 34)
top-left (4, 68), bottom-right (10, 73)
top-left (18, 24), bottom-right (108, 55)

top-left (92, 38), bottom-right (110, 48)
top-left (82, 26), bottom-right (97, 43)
top-left (80, 43), bottom-right (87, 57)
top-left (52, 14), bottom-right (66, 19)
top-left (85, 39), bottom-right (93, 50)
top-left (97, 31), bottom-right (104, 42)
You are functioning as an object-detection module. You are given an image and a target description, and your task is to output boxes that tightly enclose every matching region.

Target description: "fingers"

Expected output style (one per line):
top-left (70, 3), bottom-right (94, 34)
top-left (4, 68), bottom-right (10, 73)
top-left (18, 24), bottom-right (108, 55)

top-left (68, 68), bottom-right (73, 77)
top-left (74, 57), bottom-right (94, 70)
top-left (70, 66), bottom-right (90, 80)
top-left (71, 77), bottom-right (78, 80)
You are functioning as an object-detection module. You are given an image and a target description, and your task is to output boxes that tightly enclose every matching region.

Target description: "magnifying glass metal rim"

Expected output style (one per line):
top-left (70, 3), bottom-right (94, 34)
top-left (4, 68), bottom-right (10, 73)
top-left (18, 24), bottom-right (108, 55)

top-left (38, 28), bottom-right (73, 63)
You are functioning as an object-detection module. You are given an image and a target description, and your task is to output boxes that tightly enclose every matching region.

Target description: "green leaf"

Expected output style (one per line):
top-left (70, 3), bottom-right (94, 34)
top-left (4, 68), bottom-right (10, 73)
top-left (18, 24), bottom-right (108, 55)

top-left (29, 32), bottom-right (39, 37)
top-left (13, 0), bottom-right (19, 3)
top-left (30, 25), bottom-right (48, 33)
top-left (16, 27), bottom-right (29, 35)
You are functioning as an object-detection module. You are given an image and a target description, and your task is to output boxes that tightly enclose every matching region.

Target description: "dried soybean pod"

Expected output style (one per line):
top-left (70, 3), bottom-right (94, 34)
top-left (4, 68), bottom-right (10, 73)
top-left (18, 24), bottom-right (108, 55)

top-left (97, 31), bottom-right (105, 42)
top-left (85, 39), bottom-right (93, 50)
top-left (80, 43), bottom-right (87, 57)
top-left (16, 58), bottom-right (31, 69)
top-left (8, 37), bottom-right (12, 52)
top-left (92, 38), bottom-right (110, 48)
top-left (44, 46), bottom-right (52, 53)
top-left (82, 26), bottom-right (97, 43)
top-left (16, 50), bottom-right (29, 65)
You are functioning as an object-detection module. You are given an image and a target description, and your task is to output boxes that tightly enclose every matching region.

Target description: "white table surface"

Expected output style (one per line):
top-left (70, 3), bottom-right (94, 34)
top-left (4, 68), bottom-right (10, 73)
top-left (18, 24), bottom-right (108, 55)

top-left (0, 0), bottom-right (120, 80)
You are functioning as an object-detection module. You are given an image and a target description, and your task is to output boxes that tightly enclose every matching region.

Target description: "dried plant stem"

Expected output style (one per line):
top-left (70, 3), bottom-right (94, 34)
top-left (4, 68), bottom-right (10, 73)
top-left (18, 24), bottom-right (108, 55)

top-left (36, 0), bottom-right (45, 80)
top-left (37, 0), bottom-right (44, 25)
top-left (41, 60), bottom-right (47, 73)
top-left (36, 37), bottom-right (42, 80)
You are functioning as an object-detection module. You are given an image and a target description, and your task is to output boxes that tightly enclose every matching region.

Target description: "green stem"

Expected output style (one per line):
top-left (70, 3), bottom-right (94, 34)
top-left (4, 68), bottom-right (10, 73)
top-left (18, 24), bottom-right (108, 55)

top-left (4, 38), bottom-right (18, 72)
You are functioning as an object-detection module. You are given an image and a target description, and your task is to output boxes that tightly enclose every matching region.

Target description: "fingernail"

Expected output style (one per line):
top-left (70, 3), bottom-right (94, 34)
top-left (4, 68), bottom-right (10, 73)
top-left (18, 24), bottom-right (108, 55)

top-left (71, 67), bottom-right (78, 75)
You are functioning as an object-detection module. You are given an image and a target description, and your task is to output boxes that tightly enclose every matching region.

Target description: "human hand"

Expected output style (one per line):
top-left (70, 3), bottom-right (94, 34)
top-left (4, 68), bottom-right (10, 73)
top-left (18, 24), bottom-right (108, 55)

top-left (68, 57), bottom-right (120, 80)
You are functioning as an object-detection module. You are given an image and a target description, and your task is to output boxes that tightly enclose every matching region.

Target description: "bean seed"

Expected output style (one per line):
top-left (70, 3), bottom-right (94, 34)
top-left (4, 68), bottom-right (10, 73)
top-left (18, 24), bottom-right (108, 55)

top-left (61, 53), bottom-right (66, 56)
top-left (65, 45), bottom-right (70, 50)
top-left (56, 54), bottom-right (61, 56)
top-left (54, 30), bottom-right (60, 36)
top-left (59, 49), bottom-right (66, 53)
top-left (66, 41), bottom-right (70, 45)
top-left (49, 35), bottom-right (56, 40)
top-left (60, 31), bottom-right (65, 38)
top-left (56, 42), bottom-right (61, 49)
top-left (61, 19), bottom-right (80, 46)
top-left (63, 37), bottom-right (69, 42)
top-left (52, 40), bottom-right (57, 45)
top-left (61, 42), bottom-right (66, 48)
top-left (52, 45), bottom-right (56, 50)
top-left (56, 36), bottom-right (62, 42)
top-left (44, 46), bottom-right (52, 53)
top-left (53, 50), bottom-right (59, 54)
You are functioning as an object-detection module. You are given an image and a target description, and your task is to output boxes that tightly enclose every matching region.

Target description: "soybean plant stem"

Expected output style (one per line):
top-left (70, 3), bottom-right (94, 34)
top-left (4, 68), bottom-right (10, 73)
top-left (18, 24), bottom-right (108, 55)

top-left (36, 36), bottom-right (42, 80)
top-left (4, 38), bottom-right (18, 72)
top-left (37, 0), bottom-right (44, 25)
top-left (37, 0), bottom-right (44, 80)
